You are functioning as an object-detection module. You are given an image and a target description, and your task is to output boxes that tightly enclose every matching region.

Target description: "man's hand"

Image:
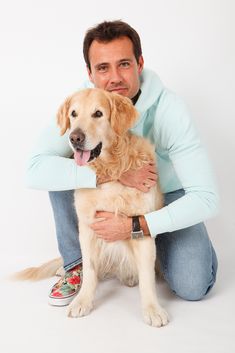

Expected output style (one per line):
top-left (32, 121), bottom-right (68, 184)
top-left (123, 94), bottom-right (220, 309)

top-left (90, 212), bottom-right (151, 242)
top-left (118, 162), bottom-right (158, 192)
top-left (90, 211), bottom-right (132, 242)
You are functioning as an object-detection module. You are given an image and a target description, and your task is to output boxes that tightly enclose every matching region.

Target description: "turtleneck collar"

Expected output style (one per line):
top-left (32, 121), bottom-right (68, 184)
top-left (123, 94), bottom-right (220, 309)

top-left (131, 89), bottom-right (141, 105)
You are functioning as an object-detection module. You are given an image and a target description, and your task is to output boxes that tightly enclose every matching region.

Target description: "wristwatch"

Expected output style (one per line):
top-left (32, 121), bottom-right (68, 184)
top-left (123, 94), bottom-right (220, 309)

top-left (131, 216), bottom-right (144, 240)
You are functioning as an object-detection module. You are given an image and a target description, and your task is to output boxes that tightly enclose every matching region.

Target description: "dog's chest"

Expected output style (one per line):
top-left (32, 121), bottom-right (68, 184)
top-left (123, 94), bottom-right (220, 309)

top-left (76, 181), bottom-right (159, 217)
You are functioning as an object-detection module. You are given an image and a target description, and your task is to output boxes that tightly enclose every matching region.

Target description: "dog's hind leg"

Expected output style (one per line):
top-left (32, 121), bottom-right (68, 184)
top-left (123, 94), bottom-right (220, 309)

top-left (132, 238), bottom-right (169, 327)
top-left (67, 223), bottom-right (98, 318)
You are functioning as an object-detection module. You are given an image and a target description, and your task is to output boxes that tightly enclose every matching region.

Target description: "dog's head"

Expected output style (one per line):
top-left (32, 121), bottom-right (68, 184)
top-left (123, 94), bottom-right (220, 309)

top-left (57, 88), bottom-right (139, 166)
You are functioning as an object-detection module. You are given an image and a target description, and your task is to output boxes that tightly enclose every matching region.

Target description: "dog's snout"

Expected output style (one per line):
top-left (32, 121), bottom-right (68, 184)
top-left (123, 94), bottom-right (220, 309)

top-left (70, 129), bottom-right (85, 146)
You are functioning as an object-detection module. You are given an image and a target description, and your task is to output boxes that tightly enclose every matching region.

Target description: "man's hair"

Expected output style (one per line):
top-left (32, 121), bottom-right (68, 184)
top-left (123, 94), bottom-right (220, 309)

top-left (83, 20), bottom-right (142, 71)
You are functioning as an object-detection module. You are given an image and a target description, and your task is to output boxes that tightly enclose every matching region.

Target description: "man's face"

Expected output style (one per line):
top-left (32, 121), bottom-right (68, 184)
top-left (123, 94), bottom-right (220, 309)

top-left (87, 36), bottom-right (144, 99)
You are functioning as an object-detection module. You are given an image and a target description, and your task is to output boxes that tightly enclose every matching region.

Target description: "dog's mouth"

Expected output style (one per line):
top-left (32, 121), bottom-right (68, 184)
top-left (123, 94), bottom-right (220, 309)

top-left (74, 142), bottom-right (102, 166)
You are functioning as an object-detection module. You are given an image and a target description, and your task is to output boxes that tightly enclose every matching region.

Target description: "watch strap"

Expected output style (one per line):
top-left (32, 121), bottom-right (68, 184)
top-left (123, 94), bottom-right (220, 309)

top-left (131, 216), bottom-right (144, 240)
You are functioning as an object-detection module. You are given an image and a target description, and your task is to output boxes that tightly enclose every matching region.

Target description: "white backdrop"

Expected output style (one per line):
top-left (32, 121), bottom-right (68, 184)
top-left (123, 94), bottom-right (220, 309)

top-left (0, 1), bottom-right (235, 352)
top-left (0, 0), bottom-right (234, 276)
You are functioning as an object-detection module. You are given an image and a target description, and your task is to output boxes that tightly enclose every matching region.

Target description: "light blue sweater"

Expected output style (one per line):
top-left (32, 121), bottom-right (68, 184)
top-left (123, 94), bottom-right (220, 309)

top-left (26, 69), bottom-right (219, 237)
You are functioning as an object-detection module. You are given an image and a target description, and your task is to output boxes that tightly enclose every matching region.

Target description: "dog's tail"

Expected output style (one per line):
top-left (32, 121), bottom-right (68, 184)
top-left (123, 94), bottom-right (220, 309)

top-left (12, 257), bottom-right (63, 281)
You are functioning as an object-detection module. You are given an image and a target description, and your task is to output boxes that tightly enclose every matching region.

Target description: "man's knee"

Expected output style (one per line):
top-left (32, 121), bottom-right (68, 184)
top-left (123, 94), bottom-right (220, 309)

top-left (172, 283), bottom-right (209, 301)
top-left (168, 271), bottom-right (217, 301)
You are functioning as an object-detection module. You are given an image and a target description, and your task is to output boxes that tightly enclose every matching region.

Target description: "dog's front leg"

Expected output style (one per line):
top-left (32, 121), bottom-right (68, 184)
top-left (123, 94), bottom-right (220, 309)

top-left (133, 238), bottom-right (169, 327)
top-left (67, 223), bottom-right (98, 318)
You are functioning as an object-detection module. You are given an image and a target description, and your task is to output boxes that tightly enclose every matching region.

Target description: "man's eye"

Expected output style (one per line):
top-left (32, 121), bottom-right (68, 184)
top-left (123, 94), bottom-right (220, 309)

top-left (71, 110), bottom-right (77, 118)
top-left (98, 65), bottom-right (108, 72)
top-left (92, 110), bottom-right (103, 118)
top-left (120, 62), bottom-right (130, 67)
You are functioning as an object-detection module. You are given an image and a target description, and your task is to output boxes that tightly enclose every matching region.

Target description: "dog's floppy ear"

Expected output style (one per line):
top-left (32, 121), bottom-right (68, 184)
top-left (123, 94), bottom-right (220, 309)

top-left (108, 92), bottom-right (139, 135)
top-left (57, 96), bottom-right (71, 135)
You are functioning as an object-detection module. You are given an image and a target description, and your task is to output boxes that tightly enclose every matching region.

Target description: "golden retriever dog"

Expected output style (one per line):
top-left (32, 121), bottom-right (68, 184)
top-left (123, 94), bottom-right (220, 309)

top-left (16, 88), bottom-right (169, 327)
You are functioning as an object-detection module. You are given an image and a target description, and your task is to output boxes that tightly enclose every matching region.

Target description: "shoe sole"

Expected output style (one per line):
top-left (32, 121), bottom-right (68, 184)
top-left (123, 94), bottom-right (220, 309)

top-left (48, 293), bottom-right (78, 307)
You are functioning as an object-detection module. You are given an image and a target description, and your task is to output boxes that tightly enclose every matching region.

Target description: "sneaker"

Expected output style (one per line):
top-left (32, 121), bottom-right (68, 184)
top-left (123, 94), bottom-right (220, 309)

top-left (48, 264), bottom-right (82, 306)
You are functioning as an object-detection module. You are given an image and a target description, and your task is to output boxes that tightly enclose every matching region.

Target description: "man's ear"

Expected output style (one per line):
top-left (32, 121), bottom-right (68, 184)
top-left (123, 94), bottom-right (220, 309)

top-left (137, 55), bottom-right (144, 75)
top-left (107, 92), bottom-right (139, 136)
top-left (57, 96), bottom-right (71, 135)
top-left (86, 65), bottom-right (94, 83)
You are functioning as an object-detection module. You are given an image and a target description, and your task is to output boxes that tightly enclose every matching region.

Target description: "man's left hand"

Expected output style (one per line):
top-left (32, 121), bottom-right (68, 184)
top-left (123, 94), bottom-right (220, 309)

top-left (90, 211), bottom-right (132, 242)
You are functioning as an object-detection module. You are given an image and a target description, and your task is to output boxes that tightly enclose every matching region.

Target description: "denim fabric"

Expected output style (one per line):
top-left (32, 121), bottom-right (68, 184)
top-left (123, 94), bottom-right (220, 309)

top-left (156, 189), bottom-right (218, 300)
top-left (49, 188), bottom-right (218, 300)
top-left (49, 191), bottom-right (82, 271)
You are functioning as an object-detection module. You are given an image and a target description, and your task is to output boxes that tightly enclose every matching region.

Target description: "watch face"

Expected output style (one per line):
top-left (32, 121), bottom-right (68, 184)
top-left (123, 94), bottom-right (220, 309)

top-left (131, 230), bottom-right (144, 240)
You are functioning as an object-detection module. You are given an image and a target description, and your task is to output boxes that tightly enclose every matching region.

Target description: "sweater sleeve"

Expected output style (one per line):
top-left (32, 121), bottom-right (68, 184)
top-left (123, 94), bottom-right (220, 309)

top-left (25, 118), bottom-right (96, 191)
top-left (144, 92), bottom-right (219, 237)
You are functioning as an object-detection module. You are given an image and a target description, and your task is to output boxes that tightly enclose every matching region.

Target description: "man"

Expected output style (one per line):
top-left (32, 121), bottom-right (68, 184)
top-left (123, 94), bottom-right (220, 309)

top-left (26, 20), bottom-right (218, 306)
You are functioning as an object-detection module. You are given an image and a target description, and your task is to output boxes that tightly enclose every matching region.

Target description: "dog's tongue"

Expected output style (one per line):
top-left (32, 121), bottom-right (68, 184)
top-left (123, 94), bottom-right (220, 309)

top-left (74, 150), bottom-right (91, 166)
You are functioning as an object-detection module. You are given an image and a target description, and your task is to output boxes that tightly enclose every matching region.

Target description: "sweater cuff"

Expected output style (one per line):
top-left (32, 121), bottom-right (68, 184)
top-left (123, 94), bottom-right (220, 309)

top-left (144, 207), bottom-right (173, 238)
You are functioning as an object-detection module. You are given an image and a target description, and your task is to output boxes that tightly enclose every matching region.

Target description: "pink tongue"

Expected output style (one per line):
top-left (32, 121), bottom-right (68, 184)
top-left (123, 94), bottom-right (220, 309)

top-left (74, 150), bottom-right (91, 166)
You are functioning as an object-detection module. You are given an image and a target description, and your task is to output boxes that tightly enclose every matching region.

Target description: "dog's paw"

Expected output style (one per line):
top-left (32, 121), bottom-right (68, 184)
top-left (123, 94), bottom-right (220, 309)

top-left (67, 299), bottom-right (93, 318)
top-left (55, 266), bottom-right (65, 277)
top-left (143, 305), bottom-right (169, 327)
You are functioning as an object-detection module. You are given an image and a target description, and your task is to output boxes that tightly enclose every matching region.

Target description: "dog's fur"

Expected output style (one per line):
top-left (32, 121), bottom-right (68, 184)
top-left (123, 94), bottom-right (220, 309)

top-left (15, 88), bottom-right (168, 327)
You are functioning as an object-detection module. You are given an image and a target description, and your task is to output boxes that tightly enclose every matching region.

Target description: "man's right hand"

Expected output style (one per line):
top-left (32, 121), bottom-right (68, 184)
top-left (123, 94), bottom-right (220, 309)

top-left (118, 162), bottom-right (158, 192)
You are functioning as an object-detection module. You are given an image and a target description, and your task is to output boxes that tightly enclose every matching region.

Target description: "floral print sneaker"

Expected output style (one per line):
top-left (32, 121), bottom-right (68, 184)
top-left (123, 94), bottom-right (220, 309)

top-left (48, 264), bottom-right (82, 306)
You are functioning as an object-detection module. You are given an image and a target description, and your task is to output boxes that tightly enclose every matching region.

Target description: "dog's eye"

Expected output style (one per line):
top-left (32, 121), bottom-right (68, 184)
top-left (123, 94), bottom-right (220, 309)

top-left (71, 110), bottom-right (77, 118)
top-left (92, 110), bottom-right (103, 118)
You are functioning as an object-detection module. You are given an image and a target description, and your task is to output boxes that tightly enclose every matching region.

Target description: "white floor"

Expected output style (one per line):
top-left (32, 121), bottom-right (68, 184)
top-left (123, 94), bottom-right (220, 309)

top-left (1, 231), bottom-right (234, 353)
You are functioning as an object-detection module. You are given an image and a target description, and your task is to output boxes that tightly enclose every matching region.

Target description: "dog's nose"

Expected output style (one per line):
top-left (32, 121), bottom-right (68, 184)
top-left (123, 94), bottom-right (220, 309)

top-left (69, 129), bottom-right (85, 146)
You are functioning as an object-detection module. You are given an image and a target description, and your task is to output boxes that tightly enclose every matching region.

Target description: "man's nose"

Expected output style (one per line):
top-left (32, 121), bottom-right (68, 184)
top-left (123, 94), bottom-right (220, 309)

top-left (109, 68), bottom-right (122, 84)
top-left (69, 129), bottom-right (85, 146)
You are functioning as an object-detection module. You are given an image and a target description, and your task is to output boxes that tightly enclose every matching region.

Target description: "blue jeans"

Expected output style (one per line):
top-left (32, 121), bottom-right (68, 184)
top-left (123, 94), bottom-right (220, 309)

top-left (49, 189), bottom-right (218, 301)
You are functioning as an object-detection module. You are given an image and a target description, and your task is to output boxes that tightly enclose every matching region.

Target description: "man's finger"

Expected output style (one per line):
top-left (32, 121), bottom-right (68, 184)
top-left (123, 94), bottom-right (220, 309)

top-left (146, 172), bottom-right (158, 181)
top-left (95, 211), bottom-right (113, 218)
top-left (148, 178), bottom-right (157, 185)
top-left (136, 184), bottom-right (150, 193)
top-left (147, 166), bottom-right (157, 174)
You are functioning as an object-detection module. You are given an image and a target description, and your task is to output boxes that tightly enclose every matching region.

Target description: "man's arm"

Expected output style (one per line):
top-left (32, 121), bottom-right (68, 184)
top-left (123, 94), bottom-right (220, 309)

top-left (25, 118), bottom-right (96, 191)
top-left (144, 92), bottom-right (219, 236)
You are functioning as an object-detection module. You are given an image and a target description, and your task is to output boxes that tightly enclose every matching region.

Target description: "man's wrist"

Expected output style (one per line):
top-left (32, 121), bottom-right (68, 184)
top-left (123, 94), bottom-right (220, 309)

top-left (129, 215), bottom-right (151, 238)
top-left (139, 215), bottom-right (151, 236)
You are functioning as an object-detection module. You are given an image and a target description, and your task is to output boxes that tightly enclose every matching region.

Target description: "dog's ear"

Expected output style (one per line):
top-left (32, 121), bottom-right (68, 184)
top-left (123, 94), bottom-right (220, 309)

top-left (57, 96), bottom-right (71, 135)
top-left (108, 93), bottom-right (139, 135)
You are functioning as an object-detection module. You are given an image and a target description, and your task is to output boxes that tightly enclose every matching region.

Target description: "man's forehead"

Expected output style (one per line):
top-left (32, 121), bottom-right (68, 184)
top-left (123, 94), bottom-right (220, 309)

top-left (88, 37), bottom-right (135, 63)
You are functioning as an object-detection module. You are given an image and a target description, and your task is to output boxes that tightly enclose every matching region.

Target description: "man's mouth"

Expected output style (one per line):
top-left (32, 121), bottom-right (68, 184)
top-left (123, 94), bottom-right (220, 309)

top-left (74, 142), bottom-right (102, 166)
top-left (109, 87), bottom-right (128, 93)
